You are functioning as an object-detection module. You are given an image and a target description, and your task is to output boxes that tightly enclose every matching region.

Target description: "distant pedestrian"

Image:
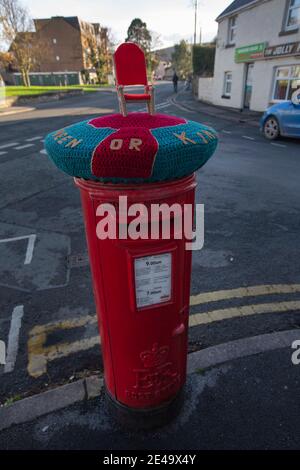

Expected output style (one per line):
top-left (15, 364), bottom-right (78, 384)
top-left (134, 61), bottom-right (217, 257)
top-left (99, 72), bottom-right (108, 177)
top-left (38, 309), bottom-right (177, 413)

top-left (172, 72), bottom-right (179, 93)
top-left (185, 74), bottom-right (192, 91)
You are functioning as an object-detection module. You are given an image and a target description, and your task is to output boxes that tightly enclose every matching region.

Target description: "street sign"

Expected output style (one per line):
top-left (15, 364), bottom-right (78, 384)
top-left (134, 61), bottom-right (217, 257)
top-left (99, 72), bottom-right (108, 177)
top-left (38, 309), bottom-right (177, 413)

top-left (235, 43), bottom-right (266, 63)
top-left (264, 41), bottom-right (300, 59)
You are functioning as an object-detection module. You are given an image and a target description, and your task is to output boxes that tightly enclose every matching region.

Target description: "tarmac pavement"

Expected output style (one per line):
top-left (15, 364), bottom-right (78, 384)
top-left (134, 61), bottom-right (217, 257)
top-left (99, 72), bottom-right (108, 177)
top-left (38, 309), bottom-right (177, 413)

top-left (1, 344), bottom-right (300, 450)
top-left (172, 88), bottom-right (262, 126)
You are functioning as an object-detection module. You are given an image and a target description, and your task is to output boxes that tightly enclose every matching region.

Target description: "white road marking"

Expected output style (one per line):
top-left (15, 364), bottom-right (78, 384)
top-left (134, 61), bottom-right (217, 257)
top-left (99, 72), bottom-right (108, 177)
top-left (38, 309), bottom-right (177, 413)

top-left (271, 142), bottom-right (286, 148)
top-left (0, 234), bottom-right (36, 265)
top-left (0, 340), bottom-right (5, 365)
top-left (40, 149), bottom-right (47, 155)
top-left (156, 102), bottom-right (171, 108)
top-left (15, 143), bottom-right (35, 150)
top-left (4, 305), bottom-right (24, 373)
top-left (26, 136), bottom-right (43, 142)
top-left (222, 130), bottom-right (232, 134)
top-left (242, 135), bottom-right (255, 141)
top-left (0, 142), bottom-right (19, 150)
top-left (170, 99), bottom-right (193, 113)
top-left (24, 234), bottom-right (37, 265)
top-left (137, 101), bottom-right (171, 112)
top-left (156, 105), bottom-right (171, 111)
top-left (0, 151), bottom-right (7, 156)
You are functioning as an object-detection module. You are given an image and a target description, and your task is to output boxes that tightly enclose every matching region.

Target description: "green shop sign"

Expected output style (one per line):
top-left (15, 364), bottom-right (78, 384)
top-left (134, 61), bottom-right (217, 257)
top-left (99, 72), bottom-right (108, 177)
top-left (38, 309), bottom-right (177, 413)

top-left (235, 43), bottom-right (266, 63)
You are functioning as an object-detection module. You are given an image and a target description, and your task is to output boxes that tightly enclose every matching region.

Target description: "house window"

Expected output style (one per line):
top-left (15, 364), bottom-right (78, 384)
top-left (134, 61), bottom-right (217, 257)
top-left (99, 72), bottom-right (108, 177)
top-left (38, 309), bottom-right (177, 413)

top-left (53, 38), bottom-right (57, 44)
top-left (223, 72), bottom-right (232, 98)
top-left (286, 0), bottom-right (300, 29)
top-left (228, 16), bottom-right (237, 44)
top-left (273, 65), bottom-right (300, 100)
top-left (56, 56), bottom-right (60, 61)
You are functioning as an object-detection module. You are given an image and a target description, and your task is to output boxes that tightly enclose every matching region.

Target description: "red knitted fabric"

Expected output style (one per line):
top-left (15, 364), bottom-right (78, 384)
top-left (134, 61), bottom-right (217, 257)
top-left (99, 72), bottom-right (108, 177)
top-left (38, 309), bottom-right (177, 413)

top-left (124, 93), bottom-right (151, 101)
top-left (89, 112), bottom-right (186, 130)
top-left (92, 127), bottom-right (158, 179)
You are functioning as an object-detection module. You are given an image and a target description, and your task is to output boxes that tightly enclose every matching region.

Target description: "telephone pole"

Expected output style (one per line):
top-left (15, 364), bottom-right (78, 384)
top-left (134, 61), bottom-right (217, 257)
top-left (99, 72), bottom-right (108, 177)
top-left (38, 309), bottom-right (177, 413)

top-left (193, 0), bottom-right (198, 46)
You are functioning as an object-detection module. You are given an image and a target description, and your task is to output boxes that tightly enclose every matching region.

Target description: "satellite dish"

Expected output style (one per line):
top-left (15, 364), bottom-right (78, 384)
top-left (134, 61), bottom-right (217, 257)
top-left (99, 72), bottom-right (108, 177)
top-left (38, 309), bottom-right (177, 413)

top-left (291, 88), bottom-right (300, 105)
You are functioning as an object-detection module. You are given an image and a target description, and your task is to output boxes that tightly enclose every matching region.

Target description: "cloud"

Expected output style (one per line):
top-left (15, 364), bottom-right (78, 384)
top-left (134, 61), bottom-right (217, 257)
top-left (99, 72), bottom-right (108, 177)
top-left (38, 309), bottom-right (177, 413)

top-left (23, 0), bottom-right (229, 47)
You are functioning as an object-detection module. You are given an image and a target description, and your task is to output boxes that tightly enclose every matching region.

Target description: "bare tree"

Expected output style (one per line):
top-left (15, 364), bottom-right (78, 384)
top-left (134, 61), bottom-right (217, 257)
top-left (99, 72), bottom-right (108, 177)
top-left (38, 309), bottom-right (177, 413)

top-left (172, 40), bottom-right (192, 80)
top-left (148, 31), bottom-right (162, 78)
top-left (105, 28), bottom-right (115, 76)
top-left (150, 31), bottom-right (162, 52)
top-left (81, 24), bottom-right (113, 84)
top-left (0, 0), bottom-right (44, 86)
top-left (0, 49), bottom-right (12, 66)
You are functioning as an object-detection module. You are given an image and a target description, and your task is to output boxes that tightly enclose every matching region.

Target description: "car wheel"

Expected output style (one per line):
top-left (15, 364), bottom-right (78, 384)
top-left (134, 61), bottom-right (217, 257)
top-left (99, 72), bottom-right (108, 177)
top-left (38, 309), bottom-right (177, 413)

top-left (264, 116), bottom-right (280, 140)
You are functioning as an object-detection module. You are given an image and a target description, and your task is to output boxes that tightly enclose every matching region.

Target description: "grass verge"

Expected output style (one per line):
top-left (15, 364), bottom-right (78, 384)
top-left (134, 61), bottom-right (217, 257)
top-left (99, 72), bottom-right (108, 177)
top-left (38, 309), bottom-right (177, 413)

top-left (4, 84), bottom-right (110, 97)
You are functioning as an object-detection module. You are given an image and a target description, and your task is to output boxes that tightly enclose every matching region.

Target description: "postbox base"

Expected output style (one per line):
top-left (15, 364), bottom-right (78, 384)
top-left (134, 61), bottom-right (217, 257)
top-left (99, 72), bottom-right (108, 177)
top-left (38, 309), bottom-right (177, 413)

top-left (104, 385), bottom-right (185, 430)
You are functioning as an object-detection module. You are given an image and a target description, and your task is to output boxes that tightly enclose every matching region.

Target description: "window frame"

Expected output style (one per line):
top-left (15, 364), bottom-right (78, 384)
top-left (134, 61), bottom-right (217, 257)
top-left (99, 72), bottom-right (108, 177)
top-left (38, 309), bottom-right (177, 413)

top-left (223, 71), bottom-right (233, 98)
top-left (285, 0), bottom-right (300, 31)
top-left (228, 16), bottom-right (237, 45)
top-left (272, 64), bottom-right (300, 101)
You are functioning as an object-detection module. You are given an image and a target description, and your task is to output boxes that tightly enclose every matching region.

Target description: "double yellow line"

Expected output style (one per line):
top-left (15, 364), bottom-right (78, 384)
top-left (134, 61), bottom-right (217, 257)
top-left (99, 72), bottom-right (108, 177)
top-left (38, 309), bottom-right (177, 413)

top-left (27, 284), bottom-right (300, 378)
top-left (189, 284), bottom-right (300, 327)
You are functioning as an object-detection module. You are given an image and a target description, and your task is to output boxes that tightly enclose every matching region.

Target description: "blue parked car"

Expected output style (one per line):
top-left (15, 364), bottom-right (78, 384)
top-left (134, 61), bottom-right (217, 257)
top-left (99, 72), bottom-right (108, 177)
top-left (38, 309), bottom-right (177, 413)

top-left (260, 93), bottom-right (300, 140)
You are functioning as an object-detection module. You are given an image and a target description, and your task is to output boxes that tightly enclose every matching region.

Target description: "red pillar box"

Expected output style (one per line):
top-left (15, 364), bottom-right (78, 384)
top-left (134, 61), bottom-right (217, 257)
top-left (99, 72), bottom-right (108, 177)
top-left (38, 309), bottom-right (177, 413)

top-left (45, 110), bottom-right (218, 427)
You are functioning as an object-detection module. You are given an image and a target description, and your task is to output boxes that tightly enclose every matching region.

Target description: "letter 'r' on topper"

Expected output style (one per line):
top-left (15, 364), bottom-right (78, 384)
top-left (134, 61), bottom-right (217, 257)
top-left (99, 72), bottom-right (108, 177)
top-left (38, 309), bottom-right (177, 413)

top-left (113, 42), bottom-right (155, 117)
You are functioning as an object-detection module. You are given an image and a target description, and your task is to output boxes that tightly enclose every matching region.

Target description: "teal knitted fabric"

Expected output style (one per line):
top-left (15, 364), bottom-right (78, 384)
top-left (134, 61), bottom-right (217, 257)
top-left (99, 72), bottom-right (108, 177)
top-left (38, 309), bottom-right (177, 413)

top-left (44, 112), bottom-right (218, 183)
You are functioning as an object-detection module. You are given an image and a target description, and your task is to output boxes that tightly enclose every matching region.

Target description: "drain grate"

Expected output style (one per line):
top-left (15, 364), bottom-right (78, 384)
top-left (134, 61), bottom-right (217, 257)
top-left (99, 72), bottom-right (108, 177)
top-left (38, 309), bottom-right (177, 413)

top-left (67, 253), bottom-right (89, 268)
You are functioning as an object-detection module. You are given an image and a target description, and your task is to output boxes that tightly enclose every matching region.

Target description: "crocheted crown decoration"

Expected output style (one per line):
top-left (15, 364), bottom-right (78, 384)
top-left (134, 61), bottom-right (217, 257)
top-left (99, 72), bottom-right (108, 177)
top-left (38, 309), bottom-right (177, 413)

top-left (45, 112), bottom-right (218, 183)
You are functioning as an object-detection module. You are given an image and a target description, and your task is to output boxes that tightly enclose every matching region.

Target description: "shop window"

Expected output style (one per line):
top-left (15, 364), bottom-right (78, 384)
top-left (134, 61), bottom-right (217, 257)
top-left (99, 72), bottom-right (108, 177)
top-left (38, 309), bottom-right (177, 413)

top-left (273, 65), bottom-right (300, 100)
top-left (228, 16), bottom-right (237, 45)
top-left (286, 0), bottom-right (300, 30)
top-left (223, 72), bottom-right (232, 98)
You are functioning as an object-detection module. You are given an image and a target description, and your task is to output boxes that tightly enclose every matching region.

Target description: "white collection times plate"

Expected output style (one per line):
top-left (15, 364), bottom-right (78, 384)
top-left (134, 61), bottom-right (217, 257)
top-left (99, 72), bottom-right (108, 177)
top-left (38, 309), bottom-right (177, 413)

top-left (134, 253), bottom-right (172, 309)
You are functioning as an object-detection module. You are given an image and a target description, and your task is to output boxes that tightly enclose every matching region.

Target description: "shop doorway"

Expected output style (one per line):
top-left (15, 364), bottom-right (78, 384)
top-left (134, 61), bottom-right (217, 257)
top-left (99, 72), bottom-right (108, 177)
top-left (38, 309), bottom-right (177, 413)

top-left (244, 63), bottom-right (254, 109)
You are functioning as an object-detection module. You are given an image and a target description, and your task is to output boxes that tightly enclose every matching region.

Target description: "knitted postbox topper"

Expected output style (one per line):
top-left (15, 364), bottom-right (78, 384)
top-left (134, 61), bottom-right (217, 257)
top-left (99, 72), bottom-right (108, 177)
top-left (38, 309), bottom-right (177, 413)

top-left (45, 112), bottom-right (218, 183)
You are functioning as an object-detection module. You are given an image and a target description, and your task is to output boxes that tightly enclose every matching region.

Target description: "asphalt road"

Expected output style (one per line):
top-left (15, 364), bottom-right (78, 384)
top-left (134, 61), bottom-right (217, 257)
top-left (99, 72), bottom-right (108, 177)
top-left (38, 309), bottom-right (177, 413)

top-left (0, 81), bottom-right (300, 409)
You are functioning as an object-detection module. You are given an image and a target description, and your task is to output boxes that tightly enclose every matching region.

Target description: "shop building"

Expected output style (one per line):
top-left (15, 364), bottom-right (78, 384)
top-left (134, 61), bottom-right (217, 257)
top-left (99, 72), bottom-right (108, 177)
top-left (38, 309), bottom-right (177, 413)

top-left (198, 0), bottom-right (300, 111)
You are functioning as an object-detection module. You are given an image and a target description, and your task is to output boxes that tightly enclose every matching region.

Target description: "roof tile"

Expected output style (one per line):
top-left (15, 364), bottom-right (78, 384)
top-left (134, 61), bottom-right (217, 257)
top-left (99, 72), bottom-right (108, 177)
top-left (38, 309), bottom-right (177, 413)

top-left (217, 0), bottom-right (258, 20)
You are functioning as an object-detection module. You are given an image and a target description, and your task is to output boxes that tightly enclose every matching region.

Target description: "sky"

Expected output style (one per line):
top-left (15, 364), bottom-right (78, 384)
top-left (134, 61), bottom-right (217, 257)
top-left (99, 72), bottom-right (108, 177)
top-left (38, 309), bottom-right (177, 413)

top-left (21, 0), bottom-right (231, 48)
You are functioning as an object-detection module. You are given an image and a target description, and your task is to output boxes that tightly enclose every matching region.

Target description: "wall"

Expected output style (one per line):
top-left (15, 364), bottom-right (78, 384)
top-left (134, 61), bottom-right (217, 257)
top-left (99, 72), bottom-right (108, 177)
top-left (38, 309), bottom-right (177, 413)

top-left (251, 57), bottom-right (293, 111)
top-left (36, 19), bottom-right (83, 72)
top-left (13, 72), bottom-right (81, 86)
top-left (197, 77), bottom-right (214, 103)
